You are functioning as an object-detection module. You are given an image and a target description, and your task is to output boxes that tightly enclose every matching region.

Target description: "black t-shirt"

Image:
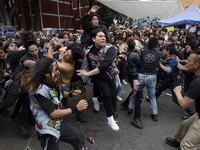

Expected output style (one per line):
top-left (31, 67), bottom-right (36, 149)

top-left (139, 48), bottom-right (161, 74)
top-left (80, 13), bottom-right (109, 46)
top-left (13, 51), bottom-right (43, 77)
top-left (185, 75), bottom-right (200, 116)
top-left (88, 45), bottom-right (116, 80)
top-left (5, 50), bottom-right (26, 75)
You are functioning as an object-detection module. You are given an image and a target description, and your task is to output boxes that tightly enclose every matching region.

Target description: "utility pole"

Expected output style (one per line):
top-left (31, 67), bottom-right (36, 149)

top-left (63, 0), bottom-right (66, 31)
top-left (28, 0), bottom-right (34, 31)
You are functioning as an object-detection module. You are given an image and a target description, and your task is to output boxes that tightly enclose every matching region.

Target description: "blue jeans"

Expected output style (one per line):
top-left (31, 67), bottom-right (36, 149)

top-left (138, 74), bottom-right (158, 115)
top-left (128, 96), bottom-right (136, 109)
top-left (115, 74), bottom-right (122, 97)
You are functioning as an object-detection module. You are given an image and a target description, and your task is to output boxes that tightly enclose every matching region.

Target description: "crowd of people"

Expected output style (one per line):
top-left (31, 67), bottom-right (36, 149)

top-left (0, 5), bottom-right (200, 150)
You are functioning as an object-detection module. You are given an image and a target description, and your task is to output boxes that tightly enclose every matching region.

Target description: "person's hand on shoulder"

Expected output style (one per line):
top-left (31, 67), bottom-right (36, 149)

top-left (76, 70), bottom-right (89, 76)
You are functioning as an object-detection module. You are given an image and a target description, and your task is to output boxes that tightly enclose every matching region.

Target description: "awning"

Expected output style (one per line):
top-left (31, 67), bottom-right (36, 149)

top-left (97, 0), bottom-right (180, 20)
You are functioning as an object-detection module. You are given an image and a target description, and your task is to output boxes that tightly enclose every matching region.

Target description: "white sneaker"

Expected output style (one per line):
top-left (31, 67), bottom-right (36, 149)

top-left (92, 97), bottom-right (100, 111)
top-left (116, 95), bottom-right (122, 101)
top-left (107, 116), bottom-right (119, 131)
top-left (122, 79), bottom-right (127, 85)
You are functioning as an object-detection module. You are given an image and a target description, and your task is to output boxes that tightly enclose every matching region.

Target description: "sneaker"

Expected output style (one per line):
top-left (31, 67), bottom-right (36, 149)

top-left (145, 96), bottom-right (149, 102)
top-left (128, 108), bottom-right (133, 114)
top-left (166, 137), bottom-right (180, 149)
top-left (16, 124), bottom-right (29, 135)
top-left (122, 79), bottom-right (127, 85)
top-left (92, 97), bottom-right (100, 111)
top-left (182, 108), bottom-right (194, 120)
top-left (116, 95), bottom-right (122, 101)
top-left (107, 116), bottom-right (119, 131)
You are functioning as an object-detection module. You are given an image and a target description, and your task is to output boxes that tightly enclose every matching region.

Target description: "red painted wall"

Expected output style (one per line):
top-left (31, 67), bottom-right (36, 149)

top-left (1, 0), bottom-right (89, 32)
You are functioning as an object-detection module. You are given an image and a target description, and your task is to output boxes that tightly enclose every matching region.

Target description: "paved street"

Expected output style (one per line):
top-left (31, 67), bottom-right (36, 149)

top-left (0, 81), bottom-right (198, 150)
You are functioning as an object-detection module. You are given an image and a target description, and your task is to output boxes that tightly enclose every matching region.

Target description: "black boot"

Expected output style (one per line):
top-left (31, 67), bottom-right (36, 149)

top-left (76, 111), bottom-right (87, 123)
top-left (131, 118), bottom-right (143, 129)
top-left (166, 137), bottom-right (180, 149)
top-left (16, 124), bottom-right (29, 135)
top-left (120, 99), bottom-right (129, 109)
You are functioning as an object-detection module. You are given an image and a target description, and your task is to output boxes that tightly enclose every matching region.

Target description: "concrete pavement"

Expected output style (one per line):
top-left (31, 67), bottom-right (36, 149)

top-left (0, 81), bottom-right (198, 150)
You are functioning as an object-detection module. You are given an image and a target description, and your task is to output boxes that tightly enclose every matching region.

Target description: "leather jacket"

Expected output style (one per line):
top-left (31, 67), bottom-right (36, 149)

top-left (127, 50), bottom-right (141, 76)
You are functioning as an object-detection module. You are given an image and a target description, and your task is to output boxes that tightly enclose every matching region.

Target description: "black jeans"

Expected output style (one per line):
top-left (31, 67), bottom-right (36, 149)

top-left (118, 61), bottom-right (126, 80)
top-left (127, 75), bottom-right (143, 119)
top-left (92, 76), bottom-right (116, 117)
top-left (155, 79), bottom-right (180, 106)
top-left (0, 80), bottom-right (31, 125)
top-left (38, 122), bottom-right (85, 150)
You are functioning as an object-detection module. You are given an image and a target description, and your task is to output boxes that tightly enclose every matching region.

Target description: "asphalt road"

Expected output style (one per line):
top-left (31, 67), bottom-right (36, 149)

top-left (0, 81), bottom-right (198, 150)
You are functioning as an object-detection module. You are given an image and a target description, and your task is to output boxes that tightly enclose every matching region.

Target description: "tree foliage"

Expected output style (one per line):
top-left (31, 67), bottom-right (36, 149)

top-left (67, 0), bottom-right (80, 32)
top-left (0, 0), bottom-right (20, 27)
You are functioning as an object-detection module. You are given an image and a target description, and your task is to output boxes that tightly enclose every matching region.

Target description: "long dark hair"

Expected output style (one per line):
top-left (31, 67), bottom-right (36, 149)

top-left (128, 39), bottom-right (136, 53)
top-left (20, 31), bottom-right (37, 50)
top-left (20, 57), bottom-right (60, 94)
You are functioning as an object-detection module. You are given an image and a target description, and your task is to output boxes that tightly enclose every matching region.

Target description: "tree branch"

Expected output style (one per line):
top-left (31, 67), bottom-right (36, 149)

top-left (8, 0), bottom-right (20, 19)
top-left (75, 0), bottom-right (80, 19)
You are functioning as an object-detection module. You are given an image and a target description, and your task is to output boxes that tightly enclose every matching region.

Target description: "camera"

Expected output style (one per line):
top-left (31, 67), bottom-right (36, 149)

top-left (54, 38), bottom-right (66, 44)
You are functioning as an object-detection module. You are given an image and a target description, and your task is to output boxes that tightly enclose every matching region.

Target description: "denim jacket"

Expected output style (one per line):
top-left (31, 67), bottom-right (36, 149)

top-left (80, 45), bottom-right (119, 83)
top-left (165, 54), bottom-right (183, 84)
top-left (30, 84), bottom-right (63, 139)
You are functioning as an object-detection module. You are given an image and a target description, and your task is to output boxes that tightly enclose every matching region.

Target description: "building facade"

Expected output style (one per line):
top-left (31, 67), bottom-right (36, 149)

top-left (1, 0), bottom-right (89, 32)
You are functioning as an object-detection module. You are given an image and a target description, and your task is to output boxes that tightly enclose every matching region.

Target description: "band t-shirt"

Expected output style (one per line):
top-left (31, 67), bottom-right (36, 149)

top-left (185, 75), bottom-right (200, 116)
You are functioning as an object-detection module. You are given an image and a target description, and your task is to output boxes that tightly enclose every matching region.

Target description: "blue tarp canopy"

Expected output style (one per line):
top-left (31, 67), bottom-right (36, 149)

top-left (132, 17), bottom-right (157, 27)
top-left (158, 4), bottom-right (200, 27)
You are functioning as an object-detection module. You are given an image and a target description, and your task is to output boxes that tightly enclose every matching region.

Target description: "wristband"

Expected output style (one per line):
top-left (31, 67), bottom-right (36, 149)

top-left (71, 106), bottom-right (78, 114)
top-left (159, 62), bottom-right (162, 66)
top-left (69, 92), bottom-right (73, 97)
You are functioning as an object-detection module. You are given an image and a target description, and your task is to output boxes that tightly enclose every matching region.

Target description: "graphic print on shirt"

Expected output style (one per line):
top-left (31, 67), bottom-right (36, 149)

top-left (32, 105), bottom-right (39, 117)
top-left (48, 89), bottom-right (58, 98)
top-left (87, 52), bottom-right (100, 69)
top-left (144, 54), bottom-right (155, 63)
top-left (36, 120), bottom-right (43, 129)
top-left (47, 119), bottom-right (61, 131)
